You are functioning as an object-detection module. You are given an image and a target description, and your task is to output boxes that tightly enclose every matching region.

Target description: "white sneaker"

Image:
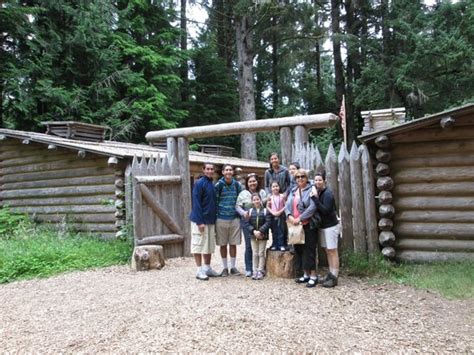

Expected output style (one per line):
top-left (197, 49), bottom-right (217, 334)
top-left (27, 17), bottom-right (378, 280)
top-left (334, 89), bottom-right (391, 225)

top-left (205, 268), bottom-right (220, 277)
top-left (245, 271), bottom-right (252, 277)
top-left (196, 270), bottom-right (209, 281)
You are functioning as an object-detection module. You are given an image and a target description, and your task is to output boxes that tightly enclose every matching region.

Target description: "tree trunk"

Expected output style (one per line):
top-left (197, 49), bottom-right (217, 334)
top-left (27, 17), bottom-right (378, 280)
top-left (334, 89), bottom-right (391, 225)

top-left (235, 14), bottom-right (257, 159)
top-left (180, 0), bottom-right (188, 102)
top-left (331, 0), bottom-right (345, 135)
top-left (271, 16), bottom-right (279, 116)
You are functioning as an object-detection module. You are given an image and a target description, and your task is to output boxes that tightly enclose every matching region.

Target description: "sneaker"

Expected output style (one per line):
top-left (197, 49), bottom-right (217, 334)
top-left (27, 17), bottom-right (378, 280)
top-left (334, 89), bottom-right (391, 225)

top-left (270, 246), bottom-right (277, 251)
top-left (295, 276), bottom-right (310, 284)
top-left (288, 245), bottom-right (295, 254)
top-left (220, 268), bottom-right (229, 277)
top-left (322, 273), bottom-right (338, 288)
top-left (230, 267), bottom-right (241, 276)
top-left (256, 271), bottom-right (264, 280)
top-left (306, 277), bottom-right (318, 288)
top-left (245, 271), bottom-right (252, 277)
top-left (196, 270), bottom-right (209, 281)
top-left (279, 246), bottom-right (287, 252)
top-left (205, 268), bottom-right (220, 277)
top-left (252, 272), bottom-right (258, 280)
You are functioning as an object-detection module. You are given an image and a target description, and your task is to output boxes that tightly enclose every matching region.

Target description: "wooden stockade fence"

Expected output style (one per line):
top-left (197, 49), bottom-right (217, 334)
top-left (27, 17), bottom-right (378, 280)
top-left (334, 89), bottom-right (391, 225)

top-left (292, 142), bottom-right (379, 257)
top-left (129, 151), bottom-right (189, 259)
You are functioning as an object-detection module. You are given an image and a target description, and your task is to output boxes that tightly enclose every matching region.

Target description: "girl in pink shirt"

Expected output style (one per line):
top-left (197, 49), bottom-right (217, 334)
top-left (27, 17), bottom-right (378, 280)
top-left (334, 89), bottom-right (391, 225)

top-left (267, 181), bottom-right (287, 251)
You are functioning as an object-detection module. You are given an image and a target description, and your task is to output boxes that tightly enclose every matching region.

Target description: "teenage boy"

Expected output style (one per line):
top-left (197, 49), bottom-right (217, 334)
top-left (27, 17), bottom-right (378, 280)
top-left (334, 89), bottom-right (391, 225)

top-left (189, 163), bottom-right (220, 280)
top-left (215, 164), bottom-right (242, 276)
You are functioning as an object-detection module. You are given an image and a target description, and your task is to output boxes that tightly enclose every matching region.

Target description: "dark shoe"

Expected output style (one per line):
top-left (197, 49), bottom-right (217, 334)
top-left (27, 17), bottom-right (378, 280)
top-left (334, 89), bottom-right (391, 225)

top-left (322, 273), bottom-right (338, 288)
top-left (220, 268), bottom-right (229, 277)
top-left (295, 276), bottom-right (310, 284)
top-left (306, 277), bottom-right (318, 288)
top-left (288, 245), bottom-right (295, 254)
top-left (230, 267), bottom-right (241, 276)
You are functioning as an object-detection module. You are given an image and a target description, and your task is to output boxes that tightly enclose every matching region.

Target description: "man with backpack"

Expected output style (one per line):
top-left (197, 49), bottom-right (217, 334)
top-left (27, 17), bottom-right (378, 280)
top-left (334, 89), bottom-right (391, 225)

top-left (215, 164), bottom-right (242, 276)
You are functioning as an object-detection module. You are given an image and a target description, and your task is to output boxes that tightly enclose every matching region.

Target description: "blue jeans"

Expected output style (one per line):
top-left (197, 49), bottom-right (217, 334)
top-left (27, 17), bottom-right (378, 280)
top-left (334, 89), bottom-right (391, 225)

top-left (241, 219), bottom-right (252, 272)
top-left (271, 215), bottom-right (287, 248)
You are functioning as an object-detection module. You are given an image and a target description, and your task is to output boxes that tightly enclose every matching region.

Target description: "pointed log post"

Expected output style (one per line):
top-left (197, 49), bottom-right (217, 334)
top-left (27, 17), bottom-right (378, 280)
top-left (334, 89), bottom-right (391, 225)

top-left (178, 137), bottom-right (192, 257)
top-left (360, 145), bottom-right (379, 256)
top-left (325, 144), bottom-right (339, 210)
top-left (167, 137), bottom-right (178, 163)
top-left (350, 142), bottom-right (367, 256)
top-left (294, 125), bottom-right (308, 147)
top-left (338, 144), bottom-right (353, 252)
top-left (280, 127), bottom-right (292, 167)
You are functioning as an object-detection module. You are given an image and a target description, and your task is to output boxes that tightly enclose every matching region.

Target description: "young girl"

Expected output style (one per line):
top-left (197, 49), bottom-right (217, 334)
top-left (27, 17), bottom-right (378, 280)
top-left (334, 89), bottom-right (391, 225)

top-left (246, 193), bottom-right (272, 280)
top-left (267, 181), bottom-right (287, 251)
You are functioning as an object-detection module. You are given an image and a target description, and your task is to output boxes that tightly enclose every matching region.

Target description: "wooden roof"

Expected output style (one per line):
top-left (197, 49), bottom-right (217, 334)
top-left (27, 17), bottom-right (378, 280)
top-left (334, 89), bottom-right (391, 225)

top-left (0, 128), bottom-right (268, 169)
top-left (358, 103), bottom-right (474, 143)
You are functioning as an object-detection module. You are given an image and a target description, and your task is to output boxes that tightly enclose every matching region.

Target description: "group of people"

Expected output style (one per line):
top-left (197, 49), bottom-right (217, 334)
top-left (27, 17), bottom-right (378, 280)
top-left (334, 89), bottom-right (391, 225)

top-left (189, 152), bottom-right (341, 288)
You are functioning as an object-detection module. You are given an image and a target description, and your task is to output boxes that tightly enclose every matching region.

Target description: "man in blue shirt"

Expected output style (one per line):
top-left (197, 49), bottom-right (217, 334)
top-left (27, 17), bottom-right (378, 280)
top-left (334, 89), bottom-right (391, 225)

top-left (189, 162), bottom-right (220, 280)
top-left (215, 164), bottom-right (242, 276)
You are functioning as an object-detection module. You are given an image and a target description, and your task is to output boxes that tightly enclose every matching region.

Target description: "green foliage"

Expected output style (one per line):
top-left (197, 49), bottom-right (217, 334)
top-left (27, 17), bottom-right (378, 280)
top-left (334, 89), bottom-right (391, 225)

top-left (0, 207), bottom-right (28, 239)
top-left (0, 222), bottom-right (132, 284)
top-left (256, 131), bottom-right (280, 161)
top-left (343, 252), bottom-right (474, 300)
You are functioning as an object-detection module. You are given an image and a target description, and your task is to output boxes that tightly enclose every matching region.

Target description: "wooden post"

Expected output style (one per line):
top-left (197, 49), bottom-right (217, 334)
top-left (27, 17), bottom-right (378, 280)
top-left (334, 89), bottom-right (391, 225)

top-left (167, 137), bottom-right (178, 162)
top-left (178, 137), bottom-right (192, 257)
top-left (360, 145), bottom-right (379, 256)
top-left (350, 142), bottom-right (367, 256)
top-left (294, 125), bottom-right (308, 147)
top-left (338, 143), bottom-right (353, 252)
top-left (280, 127), bottom-right (292, 166)
top-left (325, 143), bottom-right (339, 209)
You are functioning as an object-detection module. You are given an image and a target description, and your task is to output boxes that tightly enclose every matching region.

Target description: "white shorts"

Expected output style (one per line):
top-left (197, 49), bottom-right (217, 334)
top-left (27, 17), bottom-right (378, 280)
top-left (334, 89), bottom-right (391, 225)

top-left (318, 224), bottom-right (341, 250)
top-left (190, 222), bottom-right (216, 254)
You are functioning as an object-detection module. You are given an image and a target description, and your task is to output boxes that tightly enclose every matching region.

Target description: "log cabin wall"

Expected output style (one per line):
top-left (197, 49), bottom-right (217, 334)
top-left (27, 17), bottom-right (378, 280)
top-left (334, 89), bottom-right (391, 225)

top-left (388, 112), bottom-right (474, 262)
top-left (0, 139), bottom-right (118, 238)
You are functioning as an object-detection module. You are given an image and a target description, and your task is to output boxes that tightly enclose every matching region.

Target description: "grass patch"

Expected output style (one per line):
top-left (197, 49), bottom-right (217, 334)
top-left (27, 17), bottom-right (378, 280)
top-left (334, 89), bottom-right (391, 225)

top-left (0, 221), bottom-right (133, 284)
top-left (342, 252), bottom-right (474, 300)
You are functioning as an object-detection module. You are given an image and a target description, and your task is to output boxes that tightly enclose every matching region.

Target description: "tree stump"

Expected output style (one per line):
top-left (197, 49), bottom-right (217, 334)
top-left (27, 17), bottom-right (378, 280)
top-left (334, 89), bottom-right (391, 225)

top-left (266, 250), bottom-right (296, 278)
top-left (131, 245), bottom-right (165, 271)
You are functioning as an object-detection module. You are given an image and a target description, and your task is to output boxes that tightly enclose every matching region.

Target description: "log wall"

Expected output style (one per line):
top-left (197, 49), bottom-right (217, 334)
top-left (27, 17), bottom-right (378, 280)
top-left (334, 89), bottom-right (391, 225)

top-left (0, 139), bottom-right (118, 238)
top-left (389, 113), bottom-right (474, 262)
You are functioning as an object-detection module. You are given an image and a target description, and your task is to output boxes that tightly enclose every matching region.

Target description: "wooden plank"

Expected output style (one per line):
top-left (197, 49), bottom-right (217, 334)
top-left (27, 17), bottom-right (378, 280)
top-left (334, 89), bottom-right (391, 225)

top-left (1, 175), bottom-right (115, 190)
top-left (390, 126), bottom-right (474, 144)
top-left (132, 174), bottom-right (143, 241)
top-left (0, 195), bottom-right (113, 206)
top-left (393, 222), bottom-right (474, 239)
top-left (396, 238), bottom-right (474, 252)
top-left (133, 175), bottom-right (181, 184)
top-left (139, 183), bottom-right (184, 236)
top-left (36, 222), bottom-right (117, 232)
top-left (395, 210), bottom-right (474, 223)
top-left (0, 185), bottom-right (115, 199)
top-left (394, 182), bottom-right (474, 197)
top-left (135, 234), bottom-right (184, 246)
top-left (392, 166), bottom-right (474, 184)
top-left (396, 250), bottom-right (473, 262)
top-left (391, 153), bottom-right (474, 169)
top-left (0, 166), bottom-right (115, 184)
top-left (391, 140), bottom-right (474, 159)
top-left (338, 143), bottom-right (353, 252)
top-left (280, 127), bottom-right (292, 167)
top-left (360, 145), bottom-right (379, 255)
top-left (350, 142), bottom-right (367, 255)
top-left (324, 143), bottom-right (339, 210)
top-left (179, 137), bottom-right (192, 257)
top-left (11, 205), bottom-right (115, 214)
top-left (393, 196), bottom-right (474, 210)
top-left (0, 151), bottom-right (75, 167)
top-left (146, 113), bottom-right (338, 140)
top-left (124, 164), bottom-right (133, 226)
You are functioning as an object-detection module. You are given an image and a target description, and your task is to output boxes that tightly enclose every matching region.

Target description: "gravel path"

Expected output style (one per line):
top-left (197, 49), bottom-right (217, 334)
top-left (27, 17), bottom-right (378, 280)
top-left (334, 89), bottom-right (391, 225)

top-left (0, 249), bottom-right (472, 353)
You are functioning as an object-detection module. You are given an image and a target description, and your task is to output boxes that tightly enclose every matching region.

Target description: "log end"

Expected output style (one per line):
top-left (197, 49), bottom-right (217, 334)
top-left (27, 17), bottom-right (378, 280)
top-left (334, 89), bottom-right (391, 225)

top-left (131, 245), bottom-right (165, 271)
top-left (379, 231), bottom-right (396, 247)
top-left (381, 246), bottom-right (396, 259)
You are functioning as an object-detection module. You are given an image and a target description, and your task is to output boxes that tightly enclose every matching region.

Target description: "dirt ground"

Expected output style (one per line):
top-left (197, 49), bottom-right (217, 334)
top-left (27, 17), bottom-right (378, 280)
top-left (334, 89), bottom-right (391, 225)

top-left (0, 246), bottom-right (472, 353)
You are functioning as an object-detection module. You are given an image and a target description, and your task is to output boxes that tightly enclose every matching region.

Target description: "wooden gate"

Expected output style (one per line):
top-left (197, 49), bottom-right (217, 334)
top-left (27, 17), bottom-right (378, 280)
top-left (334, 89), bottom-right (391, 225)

top-left (128, 153), bottom-right (189, 258)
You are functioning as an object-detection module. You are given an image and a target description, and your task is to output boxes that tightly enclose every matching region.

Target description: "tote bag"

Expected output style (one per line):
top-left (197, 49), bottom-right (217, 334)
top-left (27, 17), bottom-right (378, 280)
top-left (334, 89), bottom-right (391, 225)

top-left (287, 222), bottom-right (305, 244)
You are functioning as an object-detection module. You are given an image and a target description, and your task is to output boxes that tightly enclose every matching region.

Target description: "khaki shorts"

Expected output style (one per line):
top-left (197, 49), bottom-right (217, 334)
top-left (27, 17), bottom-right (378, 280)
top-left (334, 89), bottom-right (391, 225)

top-left (215, 218), bottom-right (241, 246)
top-left (190, 222), bottom-right (216, 254)
top-left (318, 224), bottom-right (341, 250)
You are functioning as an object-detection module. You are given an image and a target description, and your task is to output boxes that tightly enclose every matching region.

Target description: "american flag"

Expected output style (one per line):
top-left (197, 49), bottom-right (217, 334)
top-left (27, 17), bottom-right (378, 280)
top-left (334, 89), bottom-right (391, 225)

top-left (339, 95), bottom-right (347, 143)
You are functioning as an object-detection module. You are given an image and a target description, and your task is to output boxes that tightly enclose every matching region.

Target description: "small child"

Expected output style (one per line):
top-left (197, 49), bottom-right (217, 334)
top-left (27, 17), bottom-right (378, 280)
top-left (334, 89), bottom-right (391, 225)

top-left (246, 193), bottom-right (272, 280)
top-left (267, 181), bottom-right (287, 251)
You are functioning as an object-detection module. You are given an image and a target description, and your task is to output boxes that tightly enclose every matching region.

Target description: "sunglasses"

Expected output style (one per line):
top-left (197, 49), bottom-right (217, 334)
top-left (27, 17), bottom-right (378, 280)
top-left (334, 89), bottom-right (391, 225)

top-left (247, 173), bottom-right (257, 177)
top-left (295, 175), bottom-right (307, 179)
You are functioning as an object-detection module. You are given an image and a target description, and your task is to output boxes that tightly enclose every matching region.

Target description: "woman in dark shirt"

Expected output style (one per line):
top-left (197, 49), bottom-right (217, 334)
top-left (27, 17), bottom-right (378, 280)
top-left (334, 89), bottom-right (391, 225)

top-left (311, 171), bottom-right (341, 287)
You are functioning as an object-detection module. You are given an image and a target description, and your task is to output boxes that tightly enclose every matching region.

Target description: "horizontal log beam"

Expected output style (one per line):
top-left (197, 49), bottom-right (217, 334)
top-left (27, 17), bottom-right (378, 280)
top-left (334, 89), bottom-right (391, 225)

top-left (394, 196), bottom-right (474, 211)
top-left (0, 185), bottom-right (115, 199)
top-left (1, 195), bottom-right (114, 207)
top-left (146, 113), bottom-right (338, 140)
top-left (391, 140), bottom-right (474, 159)
top-left (395, 210), bottom-right (474, 223)
top-left (33, 213), bottom-right (116, 223)
top-left (391, 126), bottom-right (474, 144)
top-left (393, 222), bottom-right (474, 239)
top-left (1, 157), bottom-right (108, 175)
top-left (0, 151), bottom-right (74, 168)
top-left (135, 234), bottom-right (185, 246)
top-left (11, 205), bottom-right (115, 214)
top-left (1, 175), bottom-right (115, 190)
top-left (396, 250), bottom-right (473, 262)
top-left (394, 182), bottom-right (474, 197)
top-left (38, 222), bottom-right (117, 232)
top-left (396, 238), bottom-right (474, 252)
top-left (392, 166), bottom-right (474, 184)
top-left (0, 166), bottom-right (116, 183)
top-left (134, 175), bottom-right (182, 184)
top-left (391, 153), bottom-right (474, 169)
